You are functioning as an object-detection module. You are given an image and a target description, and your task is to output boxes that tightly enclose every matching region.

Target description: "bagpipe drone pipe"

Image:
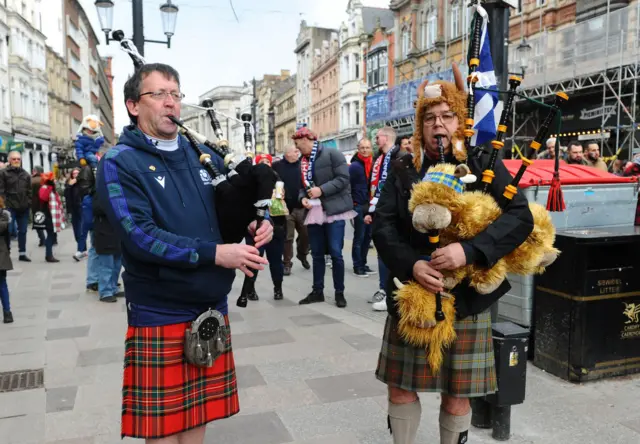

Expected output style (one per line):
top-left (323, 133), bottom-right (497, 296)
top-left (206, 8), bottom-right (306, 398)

top-left (113, 32), bottom-right (277, 307)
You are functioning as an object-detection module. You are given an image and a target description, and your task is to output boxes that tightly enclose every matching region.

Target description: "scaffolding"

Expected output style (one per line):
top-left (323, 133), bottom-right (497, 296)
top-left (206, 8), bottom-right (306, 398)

top-left (509, 1), bottom-right (640, 159)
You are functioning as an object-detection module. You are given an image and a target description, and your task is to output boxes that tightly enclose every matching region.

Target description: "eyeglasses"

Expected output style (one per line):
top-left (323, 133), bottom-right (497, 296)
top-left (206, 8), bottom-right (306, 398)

top-left (423, 112), bottom-right (456, 126)
top-left (140, 91), bottom-right (185, 102)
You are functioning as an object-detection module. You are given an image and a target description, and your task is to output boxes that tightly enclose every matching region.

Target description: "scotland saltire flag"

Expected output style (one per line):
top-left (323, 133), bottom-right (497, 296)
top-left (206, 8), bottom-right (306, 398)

top-left (470, 6), bottom-right (502, 147)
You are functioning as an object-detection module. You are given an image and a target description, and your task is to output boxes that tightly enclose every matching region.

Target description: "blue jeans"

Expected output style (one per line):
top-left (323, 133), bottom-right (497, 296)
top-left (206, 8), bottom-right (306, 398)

top-left (0, 271), bottom-right (9, 311)
top-left (351, 204), bottom-right (372, 270)
top-left (9, 209), bottom-right (29, 254)
top-left (44, 227), bottom-right (55, 258)
top-left (378, 256), bottom-right (389, 290)
top-left (308, 220), bottom-right (345, 292)
top-left (95, 253), bottom-right (122, 298)
top-left (72, 209), bottom-right (87, 252)
top-left (86, 231), bottom-right (99, 286)
top-left (84, 152), bottom-right (99, 168)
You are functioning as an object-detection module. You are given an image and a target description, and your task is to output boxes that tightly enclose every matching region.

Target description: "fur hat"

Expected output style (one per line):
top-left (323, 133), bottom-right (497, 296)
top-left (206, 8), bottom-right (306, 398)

top-left (77, 114), bottom-right (104, 139)
top-left (412, 62), bottom-right (468, 171)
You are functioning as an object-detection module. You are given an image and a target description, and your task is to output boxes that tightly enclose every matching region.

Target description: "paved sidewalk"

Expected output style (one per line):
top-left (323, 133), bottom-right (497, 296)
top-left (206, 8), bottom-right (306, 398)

top-left (0, 229), bottom-right (639, 443)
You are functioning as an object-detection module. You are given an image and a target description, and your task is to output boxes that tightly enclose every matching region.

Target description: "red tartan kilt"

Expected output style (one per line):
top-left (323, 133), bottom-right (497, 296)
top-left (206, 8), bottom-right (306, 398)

top-left (121, 316), bottom-right (239, 439)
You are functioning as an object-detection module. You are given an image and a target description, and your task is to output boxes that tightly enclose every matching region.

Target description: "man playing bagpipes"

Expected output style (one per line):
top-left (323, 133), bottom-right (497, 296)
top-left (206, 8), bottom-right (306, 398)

top-left (371, 58), bottom-right (536, 442)
top-left (95, 63), bottom-right (273, 443)
top-left (372, 62), bottom-right (536, 444)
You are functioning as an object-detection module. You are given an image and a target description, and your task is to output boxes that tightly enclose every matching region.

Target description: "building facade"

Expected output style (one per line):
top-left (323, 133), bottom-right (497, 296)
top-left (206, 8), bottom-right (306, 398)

top-left (230, 81), bottom-right (254, 157)
top-left (338, 0), bottom-right (394, 154)
top-left (294, 21), bottom-right (336, 129)
top-left (509, 1), bottom-right (640, 158)
top-left (0, 3), bottom-right (12, 154)
top-left (181, 85), bottom-right (246, 157)
top-left (255, 70), bottom-right (291, 155)
top-left (310, 37), bottom-right (340, 146)
top-left (7, 0), bottom-right (51, 173)
top-left (273, 74), bottom-right (297, 155)
top-left (46, 45), bottom-right (70, 158)
top-left (363, 19), bottom-right (395, 137)
top-left (98, 56), bottom-right (114, 146)
top-left (64, 0), bottom-right (101, 134)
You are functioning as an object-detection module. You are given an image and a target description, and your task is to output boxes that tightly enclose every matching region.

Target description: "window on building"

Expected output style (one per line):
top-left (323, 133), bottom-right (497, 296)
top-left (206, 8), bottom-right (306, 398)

top-left (1, 87), bottom-right (7, 121)
top-left (451, 6), bottom-right (460, 38)
top-left (343, 55), bottom-right (350, 82)
top-left (536, 0), bottom-right (546, 7)
top-left (379, 50), bottom-right (388, 85)
top-left (402, 27), bottom-right (410, 58)
top-left (427, 14), bottom-right (437, 48)
top-left (344, 103), bottom-right (350, 127)
top-left (354, 53), bottom-right (360, 79)
top-left (354, 101), bottom-right (360, 126)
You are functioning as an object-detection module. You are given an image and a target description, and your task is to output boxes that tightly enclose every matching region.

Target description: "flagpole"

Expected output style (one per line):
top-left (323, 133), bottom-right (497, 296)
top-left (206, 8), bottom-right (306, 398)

top-left (483, 0), bottom-right (512, 95)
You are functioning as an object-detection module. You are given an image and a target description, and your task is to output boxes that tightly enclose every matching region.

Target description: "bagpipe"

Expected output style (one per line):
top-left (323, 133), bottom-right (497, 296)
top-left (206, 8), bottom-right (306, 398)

top-left (113, 33), bottom-right (277, 307)
top-left (464, 0), bottom-right (568, 211)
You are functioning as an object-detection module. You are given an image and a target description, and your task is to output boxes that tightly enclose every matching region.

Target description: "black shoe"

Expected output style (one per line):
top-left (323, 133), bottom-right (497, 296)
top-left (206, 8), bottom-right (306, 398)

top-left (38, 241), bottom-right (44, 247)
top-left (299, 290), bottom-right (324, 305)
top-left (19, 255), bottom-right (31, 262)
top-left (100, 296), bottom-right (117, 303)
top-left (86, 283), bottom-right (98, 292)
top-left (274, 286), bottom-right (283, 300)
top-left (299, 257), bottom-right (310, 270)
top-left (114, 291), bottom-right (125, 298)
top-left (284, 266), bottom-right (291, 276)
top-left (353, 268), bottom-right (369, 278)
top-left (45, 256), bottom-right (60, 263)
top-left (335, 292), bottom-right (347, 308)
top-left (3, 310), bottom-right (13, 323)
top-left (364, 266), bottom-right (377, 275)
top-left (247, 290), bottom-right (259, 301)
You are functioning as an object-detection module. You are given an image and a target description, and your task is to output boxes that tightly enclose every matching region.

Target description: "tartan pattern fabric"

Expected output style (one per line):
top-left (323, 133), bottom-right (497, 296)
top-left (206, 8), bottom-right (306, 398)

top-left (121, 316), bottom-right (239, 439)
top-left (48, 190), bottom-right (64, 233)
top-left (375, 311), bottom-right (496, 397)
top-left (422, 171), bottom-right (464, 193)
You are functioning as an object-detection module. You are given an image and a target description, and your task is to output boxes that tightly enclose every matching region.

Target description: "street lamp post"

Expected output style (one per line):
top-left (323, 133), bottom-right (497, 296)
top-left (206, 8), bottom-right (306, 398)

top-left (517, 38), bottom-right (532, 78)
top-left (94, 0), bottom-right (179, 57)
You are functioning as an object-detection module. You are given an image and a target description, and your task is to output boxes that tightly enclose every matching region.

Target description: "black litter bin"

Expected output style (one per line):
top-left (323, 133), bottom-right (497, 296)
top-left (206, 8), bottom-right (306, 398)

top-left (533, 226), bottom-right (640, 383)
top-left (471, 321), bottom-right (529, 441)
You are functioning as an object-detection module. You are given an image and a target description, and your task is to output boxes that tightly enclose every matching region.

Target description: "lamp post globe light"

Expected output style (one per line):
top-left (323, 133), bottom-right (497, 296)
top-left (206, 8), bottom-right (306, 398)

top-left (517, 38), bottom-right (532, 77)
top-left (94, 0), bottom-right (179, 56)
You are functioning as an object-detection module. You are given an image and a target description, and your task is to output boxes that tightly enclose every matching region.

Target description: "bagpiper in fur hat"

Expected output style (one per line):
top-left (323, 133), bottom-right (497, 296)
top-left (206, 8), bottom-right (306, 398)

top-left (412, 62), bottom-right (468, 170)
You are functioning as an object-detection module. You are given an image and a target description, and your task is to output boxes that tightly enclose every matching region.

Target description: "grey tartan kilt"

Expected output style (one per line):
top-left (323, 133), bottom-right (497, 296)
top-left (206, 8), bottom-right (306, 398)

top-left (375, 310), bottom-right (497, 397)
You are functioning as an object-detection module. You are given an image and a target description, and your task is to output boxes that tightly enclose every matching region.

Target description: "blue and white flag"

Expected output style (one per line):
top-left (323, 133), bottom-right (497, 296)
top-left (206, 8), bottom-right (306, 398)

top-left (470, 5), bottom-right (502, 147)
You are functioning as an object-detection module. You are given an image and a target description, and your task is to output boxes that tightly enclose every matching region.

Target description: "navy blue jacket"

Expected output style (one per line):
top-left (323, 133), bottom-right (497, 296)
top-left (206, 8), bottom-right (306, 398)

top-left (349, 155), bottom-right (370, 206)
top-left (95, 125), bottom-right (234, 313)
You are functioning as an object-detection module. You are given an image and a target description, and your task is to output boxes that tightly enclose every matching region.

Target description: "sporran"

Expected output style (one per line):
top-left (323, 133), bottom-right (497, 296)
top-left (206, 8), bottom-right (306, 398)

top-left (184, 309), bottom-right (227, 368)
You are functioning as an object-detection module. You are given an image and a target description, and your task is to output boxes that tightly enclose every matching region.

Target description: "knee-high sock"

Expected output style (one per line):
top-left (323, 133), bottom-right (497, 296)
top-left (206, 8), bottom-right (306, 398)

top-left (439, 408), bottom-right (471, 444)
top-left (388, 399), bottom-right (421, 444)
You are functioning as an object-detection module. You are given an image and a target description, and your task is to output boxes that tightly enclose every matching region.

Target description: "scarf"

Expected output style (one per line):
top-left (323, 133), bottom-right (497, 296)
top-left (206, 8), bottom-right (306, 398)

top-left (368, 147), bottom-right (393, 213)
top-left (301, 141), bottom-right (319, 190)
top-left (358, 153), bottom-right (373, 181)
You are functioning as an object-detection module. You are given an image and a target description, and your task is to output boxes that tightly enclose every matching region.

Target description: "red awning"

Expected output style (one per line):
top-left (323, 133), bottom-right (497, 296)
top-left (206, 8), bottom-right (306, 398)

top-left (502, 159), bottom-right (638, 188)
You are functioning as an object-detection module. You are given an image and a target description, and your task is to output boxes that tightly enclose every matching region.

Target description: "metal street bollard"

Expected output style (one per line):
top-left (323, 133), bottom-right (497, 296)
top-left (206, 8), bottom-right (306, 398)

top-left (471, 321), bottom-right (529, 441)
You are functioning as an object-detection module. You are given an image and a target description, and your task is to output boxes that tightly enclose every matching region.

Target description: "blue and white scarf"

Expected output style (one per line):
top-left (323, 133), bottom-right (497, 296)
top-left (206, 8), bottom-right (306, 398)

top-left (368, 146), bottom-right (394, 213)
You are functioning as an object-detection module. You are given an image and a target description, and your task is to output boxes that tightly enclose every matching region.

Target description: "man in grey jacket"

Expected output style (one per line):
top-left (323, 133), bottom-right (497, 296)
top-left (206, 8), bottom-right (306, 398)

top-left (294, 127), bottom-right (355, 308)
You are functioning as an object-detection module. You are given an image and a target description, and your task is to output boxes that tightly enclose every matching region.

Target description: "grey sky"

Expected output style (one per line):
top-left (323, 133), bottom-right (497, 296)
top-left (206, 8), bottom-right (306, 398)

top-left (73, 0), bottom-right (389, 134)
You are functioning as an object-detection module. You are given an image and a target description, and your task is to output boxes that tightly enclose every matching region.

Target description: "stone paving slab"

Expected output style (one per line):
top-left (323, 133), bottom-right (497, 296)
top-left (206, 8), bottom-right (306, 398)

top-left (0, 229), bottom-right (638, 444)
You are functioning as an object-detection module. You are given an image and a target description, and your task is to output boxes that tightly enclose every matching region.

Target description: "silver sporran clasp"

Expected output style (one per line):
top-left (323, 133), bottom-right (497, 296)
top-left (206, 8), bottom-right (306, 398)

top-left (184, 309), bottom-right (227, 368)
